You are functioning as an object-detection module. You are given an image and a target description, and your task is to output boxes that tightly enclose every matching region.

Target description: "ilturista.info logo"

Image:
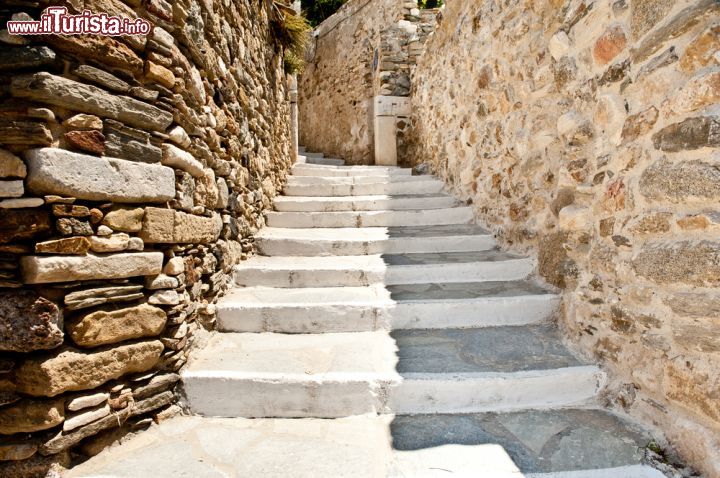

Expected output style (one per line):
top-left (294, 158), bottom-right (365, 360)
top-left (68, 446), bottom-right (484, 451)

top-left (7, 7), bottom-right (151, 36)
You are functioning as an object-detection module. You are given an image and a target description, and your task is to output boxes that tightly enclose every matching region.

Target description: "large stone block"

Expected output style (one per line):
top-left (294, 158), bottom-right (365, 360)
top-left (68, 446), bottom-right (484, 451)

top-left (67, 304), bottom-right (167, 348)
top-left (11, 73), bottom-right (172, 131)
top-left (633, 241), bottom-right (720, 287)
top-left (139, 207), bottom-right (222, 244)
top-left (639, 157), bottom-right (720, 202)
top-left (0, 291), bottom-right (63, 353)
top-left (14, 341), bottom-right (164, 397)
top-left (25, 148), bottom-right (175, 203)
top-left (0, 398), bottom-right (64, 435)
top-left (21, 252), bottom-right (164, 284)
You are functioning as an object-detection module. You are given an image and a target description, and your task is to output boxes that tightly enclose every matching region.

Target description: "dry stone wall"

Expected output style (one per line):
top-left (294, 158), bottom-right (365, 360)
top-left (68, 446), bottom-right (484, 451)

top-left (0, 0), bottom-right (291, 475)
top-left (298, 0), bottom-right (428, 164)
top-left (408, 0), bottom-right (720, 475)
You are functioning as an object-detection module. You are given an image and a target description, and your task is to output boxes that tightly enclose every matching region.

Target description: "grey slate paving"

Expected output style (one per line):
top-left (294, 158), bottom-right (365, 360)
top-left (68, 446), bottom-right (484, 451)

top-left (388, 280), bottom-right (553, 301)
top-left (391, 324), bottom-right (585, 374)
top-left (391, 409), bottom-right (652, 473)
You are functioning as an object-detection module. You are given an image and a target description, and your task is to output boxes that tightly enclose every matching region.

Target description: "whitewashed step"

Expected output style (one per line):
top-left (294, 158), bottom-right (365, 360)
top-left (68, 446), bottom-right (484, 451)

top-left (65, 413), bottom-right (664, 478)
top-left (287, 175), bottom-right (432, 186)
top-left (181, 332), bottom-right (400, 418)
top-left (389, 325), bottom-right (605, 414)
top-left (274, 194), bottom-right (457, 212)
top-left (291, 163), bottom-right (412, 177)
top-left (256, 225), bottom-right (497, 256)
top-left (217, 281), bottom-right (560, 333)
top-left (232, 252), bottom-right (532, 288)
top-left (266, 207), bottom-right (473, 228)
top-left (284, 178), bottom-right (444, 196)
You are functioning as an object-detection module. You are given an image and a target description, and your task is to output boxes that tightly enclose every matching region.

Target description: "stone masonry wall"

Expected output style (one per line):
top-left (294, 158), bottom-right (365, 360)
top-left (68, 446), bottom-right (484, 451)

top-left (298, 0), bottom-right (422, 164)
top-left (408, 0), bottom-right (720, 475)
top-left (0, 0), bottom-right (291, 475)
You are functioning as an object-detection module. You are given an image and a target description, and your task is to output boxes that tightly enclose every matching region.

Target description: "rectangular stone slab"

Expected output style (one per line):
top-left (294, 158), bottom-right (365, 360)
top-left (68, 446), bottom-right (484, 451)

top-left (25, 148), bottom-right (175, 203)
top-left (21, 252), bottom-right (164, 284)
top-left (11, 73), bottom-right (172, 131)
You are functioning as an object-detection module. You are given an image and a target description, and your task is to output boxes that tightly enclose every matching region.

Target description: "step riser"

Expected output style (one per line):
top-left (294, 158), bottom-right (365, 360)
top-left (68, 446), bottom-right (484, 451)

top-left (266, 208), bottom-right (473, 228)
top-left (234, 267), bottom-right (383, 288)
top-left (234, 261), bottom-right (529, 288)
top-left (386, 259), bottom-right (534, 285)
top-left (218, 304), bottom-right (388, 334)
top-left (182, 376), bottom-right (392, 418)
top-left (256, 235), bottom-right (497, 256)
top-left (217, 295), bottom-right (559, 333)
top-left (274, 196), bottom-right (456, 212)
top-left (284, 182), bottom-right (444, 196)
top-left (287, 176), bottom-right (430, 185)
top-left (391, 367), bottom-right (604, 414)
top-left (391, 295), bottom-right (561, 330)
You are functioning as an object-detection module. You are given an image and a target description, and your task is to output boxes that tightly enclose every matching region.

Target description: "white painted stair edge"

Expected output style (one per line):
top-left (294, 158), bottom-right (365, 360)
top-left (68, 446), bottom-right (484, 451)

top-left (216, 285), bottom-right (561, 333)
top-left (232, 254), bottom-right (534, 287)
top-left (391, 366), bottom-right (606, 414)
top-left (256, 227), bottom-right (497, 256)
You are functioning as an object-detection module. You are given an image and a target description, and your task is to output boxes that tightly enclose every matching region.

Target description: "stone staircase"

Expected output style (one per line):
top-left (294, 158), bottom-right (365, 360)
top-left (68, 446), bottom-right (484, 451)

top-left (68, 153), bottom-right (665, 477)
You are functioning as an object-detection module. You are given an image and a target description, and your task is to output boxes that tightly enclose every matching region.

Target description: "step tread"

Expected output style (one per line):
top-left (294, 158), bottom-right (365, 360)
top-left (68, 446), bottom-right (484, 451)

top-left (388, 280), bottom-right (555, 301)
top-left (391, 324), bottom-right (588, 374)
top-left (391, 409), bottom-right (658, 475)
top-left (287, 175), bottom-right (438, 184)
top-left (183, 331), bottom-right (399, 378)
top-left (383, 250), bottom-right (527, 266)
top-left (275, 193), bottom-right (454, 202)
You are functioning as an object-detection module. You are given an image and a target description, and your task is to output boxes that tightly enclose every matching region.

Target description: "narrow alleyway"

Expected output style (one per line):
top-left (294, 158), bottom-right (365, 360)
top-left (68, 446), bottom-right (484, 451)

top-left (68, 151), bottom-right (664, 477)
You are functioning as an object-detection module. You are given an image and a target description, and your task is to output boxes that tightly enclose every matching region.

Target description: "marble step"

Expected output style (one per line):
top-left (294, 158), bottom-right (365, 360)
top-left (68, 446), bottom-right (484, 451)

top-left (256, 224), bottom-right (497, 256)
top-left (390, 324), bottom-right (604, 414)
top-left (65, 413), bottom-right (664, 478)
top-left (217, 281), bottom-right (560, 333)
top-left (273, 194), bottom-right (457, 212)
top-left (283, 178), bottom-right (444, 196)
top-left (266, 206), bottom-right (473, 228)
top-left (391, 409), bottom-right (664, 478)
top-left (291, 163), bottom-right (412, 177)
top-left (232, 251), bottom-right (533, 288)
top-left (182, 331), bottom-right (400, 418)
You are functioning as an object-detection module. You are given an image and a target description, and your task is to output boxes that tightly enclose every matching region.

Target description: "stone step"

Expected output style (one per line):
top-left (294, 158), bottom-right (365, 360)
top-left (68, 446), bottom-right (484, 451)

top-left (266, 207), bottom-right (473, 228)
top-left (273, 194), bottom-right (457, 212)
top-left (306, 157), bottom-right (345, 166)
top-left (284, 178), bottom-right (444, 196)
top-left (390, 325), bottom-right (603, 414)
top-left (217, 281), bottom-right (560, 333)
top-left (256, 224), bottom-right (497, 256)
top-left (64, 413), bottom-right (664, 478)
top-left (303, 152), bottom-right (325, 158)
top-left (391, 409), bottom-right (665, 478)
top-left (291, 163), bottom-right (412, 177)
top-left (182, 331), bottom-right (400, 418)
top-left (287, 175), bottom-right (433, 185)
top-left (232, 251), bottom-right (532, 288)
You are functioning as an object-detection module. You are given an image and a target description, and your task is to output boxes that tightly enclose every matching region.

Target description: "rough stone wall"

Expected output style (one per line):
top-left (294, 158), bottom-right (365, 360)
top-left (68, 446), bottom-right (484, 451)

top-left (298, 0), bottom-right (421, 164)
top-left (0, 0), bottom-right (291, 475)
top-left (408, 0), bottom-right (720, 475)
